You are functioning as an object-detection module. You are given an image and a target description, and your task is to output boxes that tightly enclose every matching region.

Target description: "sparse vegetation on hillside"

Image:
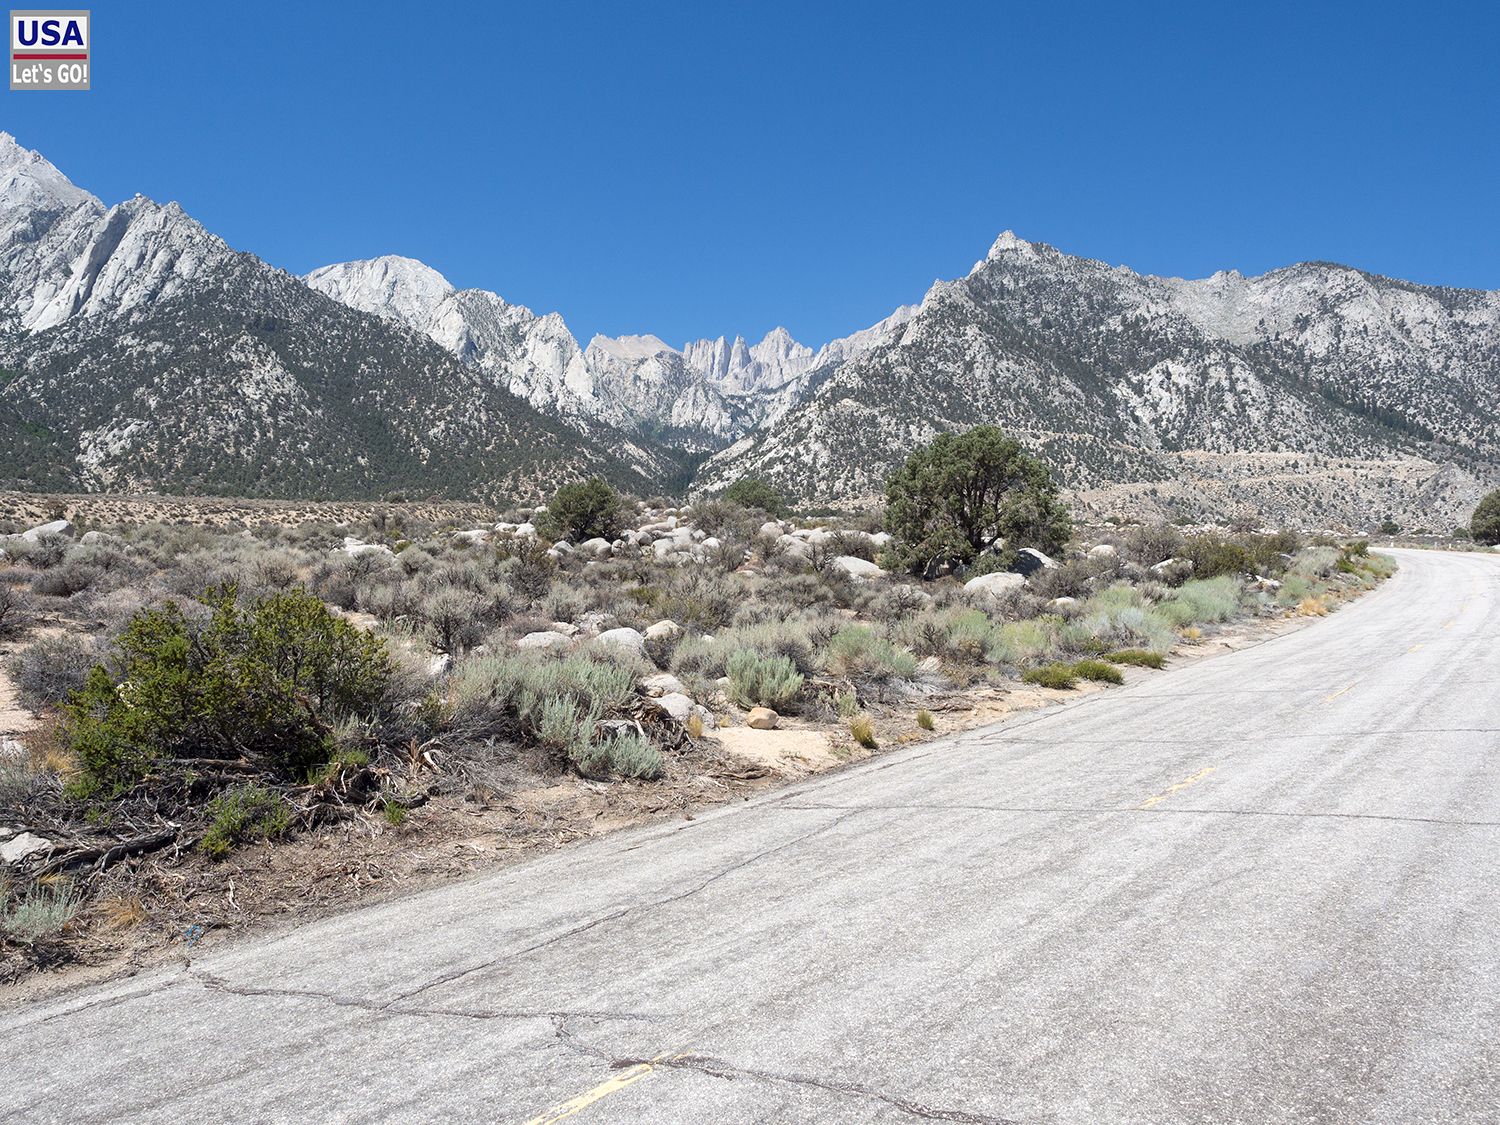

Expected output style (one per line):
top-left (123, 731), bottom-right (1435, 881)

top-left (721, 476), bottom-right (786, 516)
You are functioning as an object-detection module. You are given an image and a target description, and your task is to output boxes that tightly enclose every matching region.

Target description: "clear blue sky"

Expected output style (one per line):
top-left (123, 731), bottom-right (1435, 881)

top-left (6, 1), bottom-right (1497, 346)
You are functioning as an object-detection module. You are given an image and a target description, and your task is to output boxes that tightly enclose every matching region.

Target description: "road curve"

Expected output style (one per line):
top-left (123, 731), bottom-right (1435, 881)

top-left (3, 548), bottom-right (1498, 1124)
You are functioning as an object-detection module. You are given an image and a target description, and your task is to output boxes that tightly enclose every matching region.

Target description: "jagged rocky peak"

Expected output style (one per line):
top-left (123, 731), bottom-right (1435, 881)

top-left (0, 130), bottom-right (97, 216)
top-left (304, 255), bottom-right (456, 324)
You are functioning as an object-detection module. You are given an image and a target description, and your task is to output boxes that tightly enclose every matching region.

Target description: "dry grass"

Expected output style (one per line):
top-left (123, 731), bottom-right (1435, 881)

top-left (849, 713), bottom-right (877, 748)
top-left (96, 895), bottom-right (149, 931)
top-left (24, 717), bottom-right (75, 776)
top-left (916, 709), bottom-right (935, 731)
top-left (1297, 596), bottom-right (1329, 617)
top-left (1179, 626), bottom-right (1203, 642)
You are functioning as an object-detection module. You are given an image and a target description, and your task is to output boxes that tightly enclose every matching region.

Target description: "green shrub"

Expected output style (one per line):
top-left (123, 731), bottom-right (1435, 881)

top-left (1022, 663), bottom-right (1078, 690)
top-left (200, 785), bottom-right (291, 859)
top-left (1, 877), bottom-right (79, 943)
top-left (1072, 659), bottom-right (1123, 685)
top-left (722, 476), bottom-right (786, 517)
top-left (885, 426), bottom-right (1072, 577)
top-left (1471, 490), bottom-right (1500, 546)
top-left (824, 626), bottom-right (918, 681)
top-left (1155, 577), bottom-right (1242, 628)
top-left (541, 477), bottom-right (623, 542)
top-left (1105, 649), bottom-right (1165, 669)
top-left (63, 587), bottom-right (392, 794)
top-left (1182, 534), bottom-right (1254, 579)
top-left (916, 709), bottom-right (935, 731)
top-left (987, 619), bottom-right (1062, 667)
top-left (597, 731), bottom-right (664, 780)
top-left (726, 649), bottom-right (804, 709)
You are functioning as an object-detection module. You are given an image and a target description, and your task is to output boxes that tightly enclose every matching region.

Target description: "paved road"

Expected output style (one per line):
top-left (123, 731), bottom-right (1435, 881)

top-left (4, 548), bottom-right (1498, 1124)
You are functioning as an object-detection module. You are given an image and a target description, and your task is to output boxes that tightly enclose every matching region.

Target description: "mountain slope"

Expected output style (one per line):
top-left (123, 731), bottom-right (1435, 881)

top-left (699, 233), bottom-right (1500, 527)
top-left (0, 134), bottom-right (656, 502)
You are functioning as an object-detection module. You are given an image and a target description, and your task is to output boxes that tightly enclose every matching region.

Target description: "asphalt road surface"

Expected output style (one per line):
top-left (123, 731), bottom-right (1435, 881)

top-left (4, 547), bottom-right (1497, 1124)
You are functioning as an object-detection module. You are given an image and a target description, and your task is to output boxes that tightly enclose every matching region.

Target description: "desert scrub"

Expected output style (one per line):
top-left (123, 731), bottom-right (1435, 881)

top-left (986, 619), bottom-right (1062, 667)
top-left (63, 587), bottom-right (392, 796)
top-left (1106, 649), bottom-right (1165, 669)
top-left (671, 619), bottom-right (818, 678)
top-left (200, 785), bottom-right (292, 859)
top-left (1155, 577), bottom-right (1243, 628)
top-left (1072, 659), bottom-right (1124, 685)
top-left (0, 581), bottom-right (36, 640)
top-left (726, 649), bottom-right (805, 710)
top-left (824, 625), bottom-right (918, 682)
top-left (848, 713), bottom-right (878, 748)
top-left (1022, 663), bottom-right (1078, 690)
top-left (577, 730), bottom-right (664, 781)
top-left (1, 877), bottom-right (80, 944)
top-left (916, 709), bottom-right (935, 730)
top-left (12, 633), bottom-right (103, 712)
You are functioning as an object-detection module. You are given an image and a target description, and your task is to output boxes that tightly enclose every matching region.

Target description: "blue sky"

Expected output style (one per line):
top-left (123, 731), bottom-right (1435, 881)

top-left (5, 1), bottom-right (1497, 346)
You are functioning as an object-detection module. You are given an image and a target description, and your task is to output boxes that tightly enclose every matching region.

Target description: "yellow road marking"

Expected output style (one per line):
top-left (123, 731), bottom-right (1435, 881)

top-left (522, 1054), bottom-right (684, 1125)
top-left (1323, 682), bottom-right (1357, 704)
top-left (1407, 643), bottom-right (1423, 654)
top-left (1139, 766), bottom-right (1217, 809)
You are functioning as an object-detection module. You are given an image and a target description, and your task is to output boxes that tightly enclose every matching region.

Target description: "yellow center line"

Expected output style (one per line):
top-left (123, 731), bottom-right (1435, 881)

top-left (1323, 682), bottom-right (1357, 704)
top-left (522, 1053), bottom-right (686, 1125)
top-left (1139, 766), bottom-right (1217, 809)
top-left (1407, 643), bottom-right (1423, 654)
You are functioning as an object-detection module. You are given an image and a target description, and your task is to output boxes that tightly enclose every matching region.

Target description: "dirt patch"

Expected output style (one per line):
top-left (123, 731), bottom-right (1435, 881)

top-left (715, 726), bottom-right (840, 775)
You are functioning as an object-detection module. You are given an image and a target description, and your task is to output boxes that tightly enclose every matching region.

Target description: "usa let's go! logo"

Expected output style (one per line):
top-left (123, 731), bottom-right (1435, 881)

top-left (10, 9), bottom-right (89, 90)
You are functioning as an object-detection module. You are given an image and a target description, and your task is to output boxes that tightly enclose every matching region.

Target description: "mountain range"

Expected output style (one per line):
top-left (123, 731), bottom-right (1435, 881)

top-left (1, 132), bottom-right (1496, 528)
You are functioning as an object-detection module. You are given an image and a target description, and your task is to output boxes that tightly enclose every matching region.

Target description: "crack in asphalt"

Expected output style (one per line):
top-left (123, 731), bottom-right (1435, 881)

top-left (780, 802), bottom-right (1500, 828)
top-left (551, 1015), bottom-right (1017, 1124)
top-left (384, 807), bottom-right (867, 1007)
top-left (190, 967), bottom-right (655, 1026)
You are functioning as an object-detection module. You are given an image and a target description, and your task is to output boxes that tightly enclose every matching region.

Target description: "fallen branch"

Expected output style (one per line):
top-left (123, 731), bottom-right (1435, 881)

top-left (31, 828), bottom-right (181, 878)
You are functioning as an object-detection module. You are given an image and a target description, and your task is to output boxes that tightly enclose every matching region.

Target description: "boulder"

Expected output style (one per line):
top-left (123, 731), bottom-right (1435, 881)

top-left (1088, 543), bottom-right (1118, 559)
top-left (964, 571), bottom-right (1027, 598)
top-left (427, 654), bottom-right (453, 678)
top-left (21, 519), bottom-right (74, 542)
top-left (653, 692), bottom-right (713, 726)
top-left (776, 534), bottom-right (812, 560)
top-left (341, 536), bottom-right (394, 558)
top-left (548, 621), bottom-right (581, 637)
top-left (1151, 557), bottom-right (1195, 584)
top-left (596, 627), bottom-right (647, 657)
top-left (869, 531), bottom-right (894, 549)
top-left (758, 521), bottom-right (785, 539)
top-left (1051, 596), bottom-right (1079, 610)
top-left (452, 528), bottom-right (491, 544)
top-left (579, 537), bottom-right (613, 558)
top-left (640, 672), bottom-right (687, 697)
top-left (644, 619), bottom-right (681, 641)
top-left (746, 707), bottom-right (779, 730)
top-left (1013, 548), bottom-right (1057, 576)
top-left (516, 631), bottom-right (570, 651)
top-left (577, 611), bottom-right (617, 635)
top-left (0, 832), bottom-right (50, 866)
top-left (512, 522), bottom-right (537, 538)
top-left (832, 556), bottom-right (886, 581)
